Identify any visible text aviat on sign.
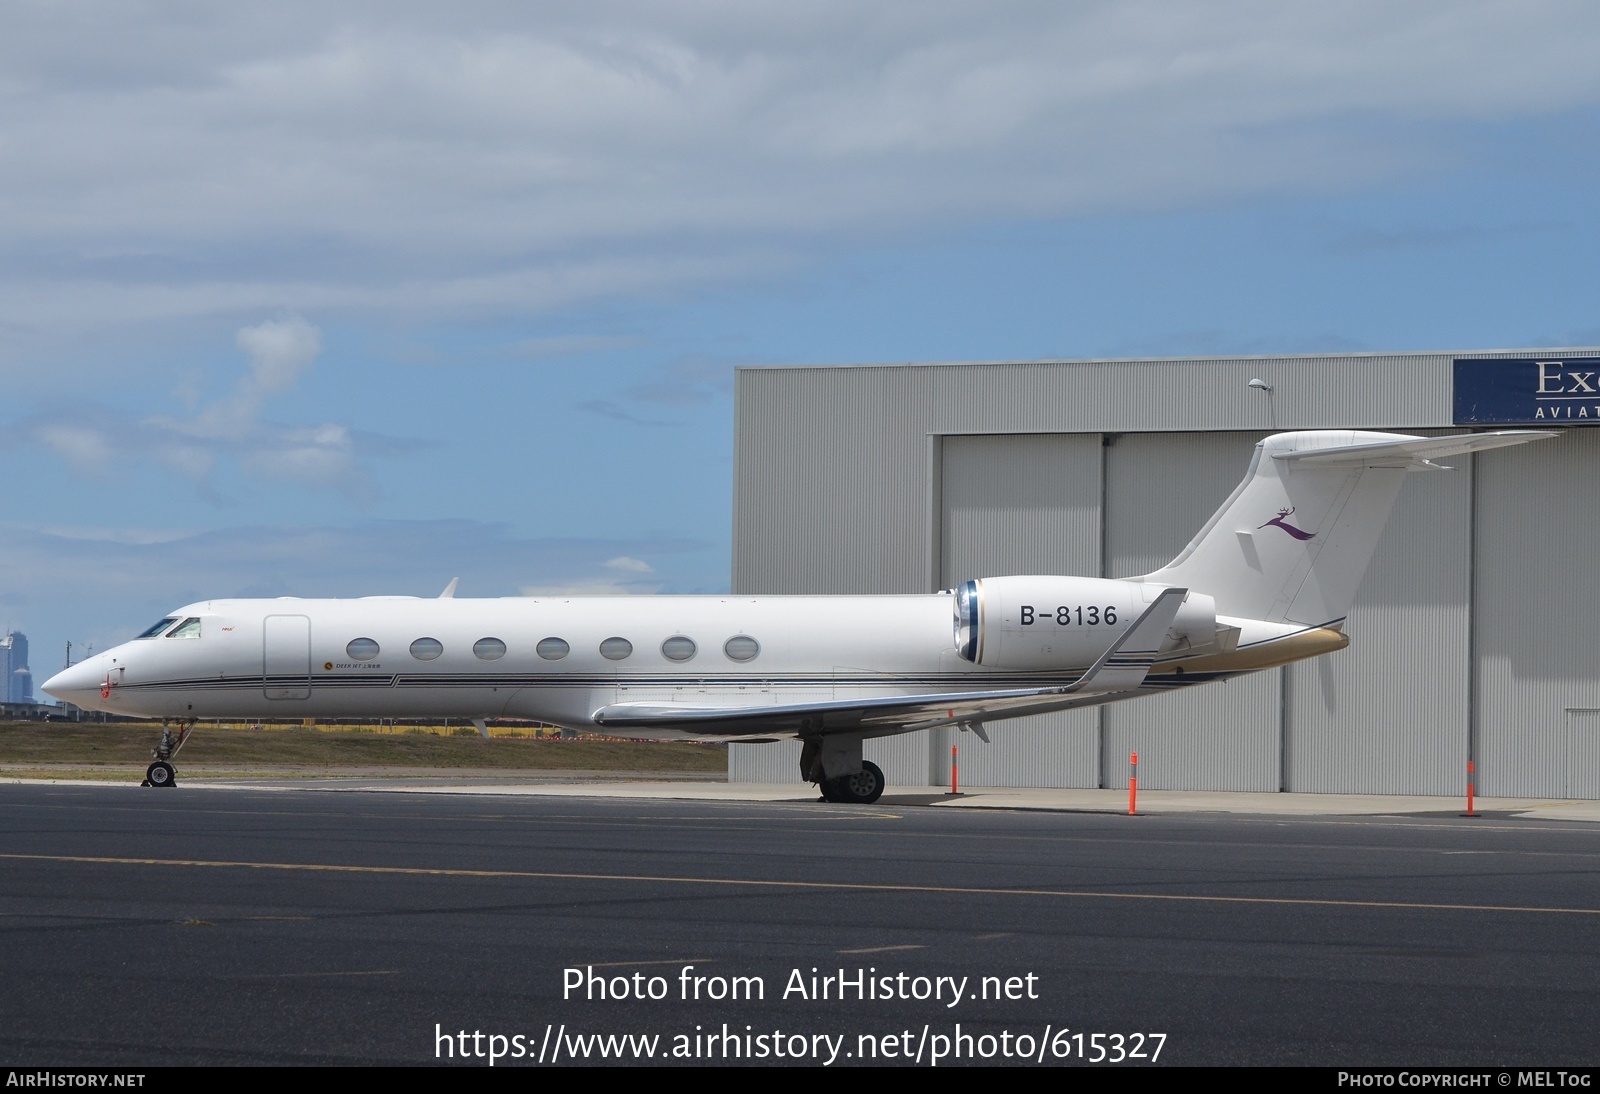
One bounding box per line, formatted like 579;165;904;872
1455;357;1600;424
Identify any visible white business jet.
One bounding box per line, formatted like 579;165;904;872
44;429;1552;799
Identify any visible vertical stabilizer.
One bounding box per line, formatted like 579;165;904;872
1139;429;1552;626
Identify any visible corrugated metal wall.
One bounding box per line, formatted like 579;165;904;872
937;433;1103;787
731;350;1600;796
733;366;932;596
1473;428;1600;796
1101;432;1282;792
1284;431;1473;794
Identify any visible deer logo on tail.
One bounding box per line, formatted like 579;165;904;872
1259;507;1316;541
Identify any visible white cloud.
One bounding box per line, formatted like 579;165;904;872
521;554;665;595
0;520;702;602
0;518;709;654
237;316;322;393
32;424;115;474
1;2;1597;334
21;316;381;497
518;579;665;596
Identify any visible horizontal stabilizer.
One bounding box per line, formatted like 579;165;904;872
1271;430;1556;468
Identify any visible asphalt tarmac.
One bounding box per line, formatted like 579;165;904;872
2;782;1597;1067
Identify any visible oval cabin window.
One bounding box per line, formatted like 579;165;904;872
723;635;760;662
536;637;570;660
410;637;443;661
346;638;380;661
473;637;507;661
661;636;697;662
599;637;633;661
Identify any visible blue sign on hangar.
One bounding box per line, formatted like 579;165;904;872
1455;357;1600;425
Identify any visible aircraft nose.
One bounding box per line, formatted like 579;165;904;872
42;660;107;709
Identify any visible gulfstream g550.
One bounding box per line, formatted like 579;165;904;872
43;429;1553;799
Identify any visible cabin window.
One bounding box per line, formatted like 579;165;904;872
410;637;443;661
724;635;760;662
166;617;202;639
661;636;696;662
346;638;380;661
599;637;633;661
474;637;507;661
536;637;570;660
136;618;179;639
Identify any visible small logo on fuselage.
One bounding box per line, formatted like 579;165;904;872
1259;507;1316;540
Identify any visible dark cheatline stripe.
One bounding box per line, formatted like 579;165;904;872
117;662;1248;698
124;670;1120;692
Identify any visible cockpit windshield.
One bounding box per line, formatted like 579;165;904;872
136;617;179;639
167;617;202;639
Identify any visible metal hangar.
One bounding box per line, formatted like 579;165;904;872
728;349;1600;798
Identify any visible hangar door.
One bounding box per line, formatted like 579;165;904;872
1100;432;1280;792
1567;711;1600;799
936;433;1102;788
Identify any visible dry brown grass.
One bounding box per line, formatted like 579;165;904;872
0;722;726;773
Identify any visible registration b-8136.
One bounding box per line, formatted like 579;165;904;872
1018;605;1119;626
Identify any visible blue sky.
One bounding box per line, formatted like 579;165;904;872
4;1;1600;678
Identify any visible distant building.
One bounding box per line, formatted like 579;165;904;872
0;631;31;704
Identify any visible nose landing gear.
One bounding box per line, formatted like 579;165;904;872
142;721;194;787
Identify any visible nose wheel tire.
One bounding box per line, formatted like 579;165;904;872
145;761;176;787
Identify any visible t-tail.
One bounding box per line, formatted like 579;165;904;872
1141;429;1555;628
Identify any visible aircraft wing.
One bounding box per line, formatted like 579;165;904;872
592;587;1187;738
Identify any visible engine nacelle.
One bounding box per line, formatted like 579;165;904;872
953;576;1217;670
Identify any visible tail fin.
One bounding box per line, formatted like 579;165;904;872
1140;429;1554;626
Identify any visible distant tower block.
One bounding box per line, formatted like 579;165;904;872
0;631;31;703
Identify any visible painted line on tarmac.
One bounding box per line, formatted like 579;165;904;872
579;958;714;969
236;970;399;979
5;851;1600;918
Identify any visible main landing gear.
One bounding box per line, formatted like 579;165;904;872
800;734;887;804
142;721;195;787
819;760;886;804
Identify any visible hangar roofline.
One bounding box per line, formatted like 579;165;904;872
735;345;1600;372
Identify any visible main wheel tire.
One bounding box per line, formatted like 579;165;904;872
146;761;176;787
833;760;885;805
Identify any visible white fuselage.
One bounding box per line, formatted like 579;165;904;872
44;592;1023;731
41;581;1332;737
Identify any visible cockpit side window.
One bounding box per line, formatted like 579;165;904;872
136;617;179;639
167;617;202;639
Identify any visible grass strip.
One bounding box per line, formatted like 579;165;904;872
0;723;727;773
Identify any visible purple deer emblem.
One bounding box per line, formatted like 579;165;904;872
1259;507;1316;541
